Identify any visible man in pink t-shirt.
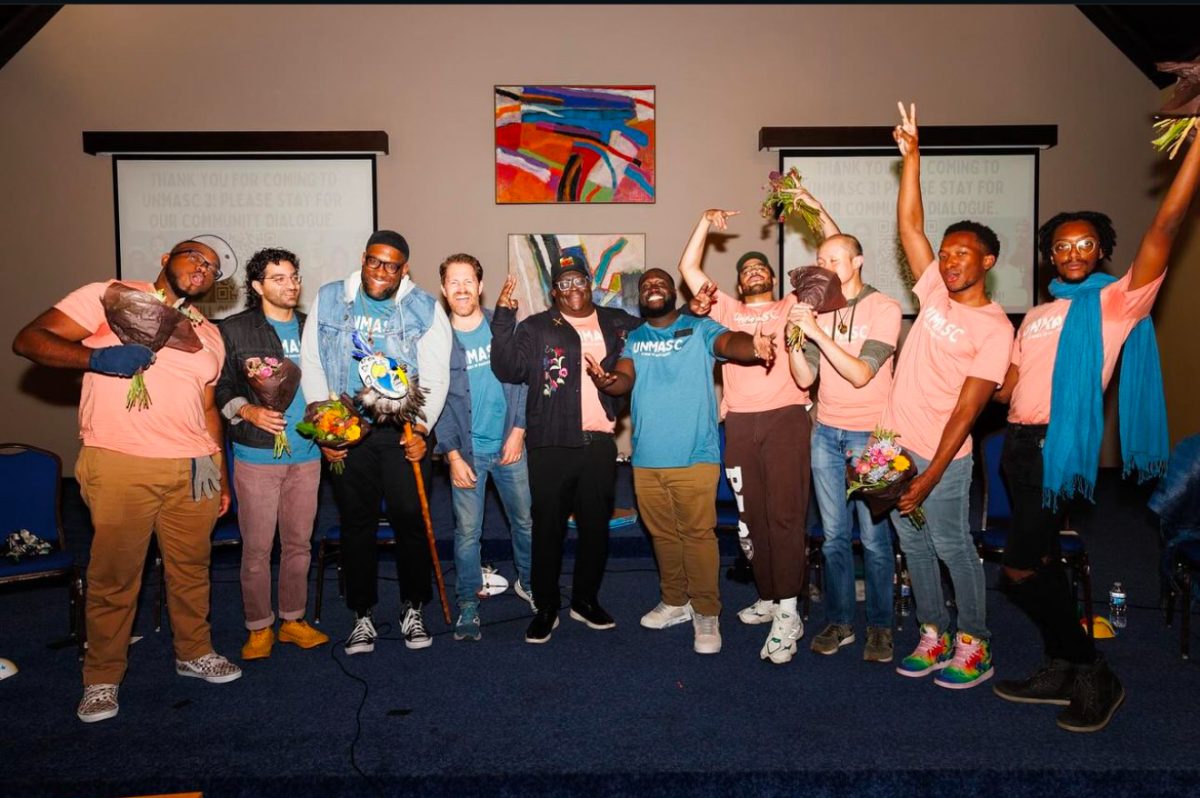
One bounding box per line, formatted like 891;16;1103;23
13;236;242;724
883;103;1014;691
786;214;903;665
990;130;1200;733
680;208;812;665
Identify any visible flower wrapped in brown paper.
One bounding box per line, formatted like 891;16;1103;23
102;282;204;410
1152;58;1200;159
784;265;847;351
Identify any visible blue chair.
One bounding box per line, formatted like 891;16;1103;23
1153;433;1200;659
0;443;84;656
976;429;1095;638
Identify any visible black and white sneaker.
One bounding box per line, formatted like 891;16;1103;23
401;602;433;650
345;614;377;656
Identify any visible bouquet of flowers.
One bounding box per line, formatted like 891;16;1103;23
101;282;203;411
784;265;848;351
295;394;369;475
846;427;926;528
1151;58;1200;160
761;167;823;235
243;356;302;458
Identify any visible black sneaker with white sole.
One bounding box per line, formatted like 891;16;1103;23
345;614;377;656
526;608;560;643
401;602;433;650
569;600;616;630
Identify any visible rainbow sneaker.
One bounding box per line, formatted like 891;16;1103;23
896;624;953;678
934;632;994;690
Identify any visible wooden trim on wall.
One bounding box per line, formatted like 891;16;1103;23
82;131;389;155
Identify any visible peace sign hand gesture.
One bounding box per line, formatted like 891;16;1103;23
893;101;919;157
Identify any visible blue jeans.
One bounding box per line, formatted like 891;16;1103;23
890;452;988;639
451;450;533;608
811;423;895;629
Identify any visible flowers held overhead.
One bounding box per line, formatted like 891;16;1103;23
101;282;204;411
1151;58;1200;160
243;356;302;458
761;167;823;235
295;395;369;476
846;428;927;528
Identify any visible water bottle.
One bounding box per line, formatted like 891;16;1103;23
1108;582;1127;630
899;571;912;617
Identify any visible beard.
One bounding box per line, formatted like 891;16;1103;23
639;294;676;319
165;268;208;300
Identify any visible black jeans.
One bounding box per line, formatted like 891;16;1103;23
527;435;618;612
330;427;433;614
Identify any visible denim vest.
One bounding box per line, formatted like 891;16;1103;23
314;276;438;397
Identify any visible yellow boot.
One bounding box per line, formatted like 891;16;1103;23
278;619;330;649
241;627;275;660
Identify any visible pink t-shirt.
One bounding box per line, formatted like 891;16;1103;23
1008;269;1164;425
564;311;615;434
880;265;1014;461
814;290;902;432
55;280;224;459
710;290;810;415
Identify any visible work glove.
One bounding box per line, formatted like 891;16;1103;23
191;455;221;503
88;344;155;377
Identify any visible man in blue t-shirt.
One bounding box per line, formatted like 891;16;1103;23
585;269;774;655
217;248;328;660
434;254;532;642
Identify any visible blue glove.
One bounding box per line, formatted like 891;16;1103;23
88;344;155;377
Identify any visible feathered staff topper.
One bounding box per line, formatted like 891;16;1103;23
349;330;428;426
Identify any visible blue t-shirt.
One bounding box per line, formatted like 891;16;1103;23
347;290;395;397
625;314;728;468
234;316;320;464
455;319;507;456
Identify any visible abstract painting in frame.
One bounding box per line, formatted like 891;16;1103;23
495;85;656;204
507;234;646;320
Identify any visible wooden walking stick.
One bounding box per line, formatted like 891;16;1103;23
405;422;452;624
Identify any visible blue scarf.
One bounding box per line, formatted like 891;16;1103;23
1042;272;1168;508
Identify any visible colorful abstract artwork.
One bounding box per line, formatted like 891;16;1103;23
495;85;656;204
507;234;646;320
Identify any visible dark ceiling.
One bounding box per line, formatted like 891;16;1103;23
0;5;1198;85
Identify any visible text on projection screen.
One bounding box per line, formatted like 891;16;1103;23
782;153;1035;314
116;158;375;319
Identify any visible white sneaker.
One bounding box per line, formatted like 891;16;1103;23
737;598;777;625
640;601;694;630
760;610;804;664
77;683;119;723
175;652;243;683
693;614;722;654
513;578;537;613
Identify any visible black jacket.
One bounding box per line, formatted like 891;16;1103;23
490;304;643;450
216;307;308;450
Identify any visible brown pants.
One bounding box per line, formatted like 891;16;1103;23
76;447;220;685
633;463;721;617
723;405;811;600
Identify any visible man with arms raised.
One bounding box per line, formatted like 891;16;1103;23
679;210;813;665
884;103;1014;689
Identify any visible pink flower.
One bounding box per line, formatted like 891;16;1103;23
856;462;871;475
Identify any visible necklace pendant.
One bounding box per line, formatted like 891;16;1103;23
838;323;848;335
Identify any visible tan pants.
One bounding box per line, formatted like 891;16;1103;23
633;463;721;617
76;447;219;685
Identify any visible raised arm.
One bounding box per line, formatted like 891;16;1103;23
679;209;740;296
489;274;532;385
1129;130;1200;289
894;102;936;279
787;186;841;239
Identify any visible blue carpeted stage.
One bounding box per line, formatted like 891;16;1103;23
2;464;1199;798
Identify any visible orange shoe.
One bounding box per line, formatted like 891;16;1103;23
241;627;275;660
278;619;330;649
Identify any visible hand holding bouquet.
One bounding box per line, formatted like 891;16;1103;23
295;394;369;475
1151;58;1200;159
846;428;926;528
761;167;823;235
243;356;302;458
102;282;204;411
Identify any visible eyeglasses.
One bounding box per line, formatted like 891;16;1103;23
263;274;303;287
365;255;405;275
172;249;223;280
554;276;590;291
1052;238;1099;257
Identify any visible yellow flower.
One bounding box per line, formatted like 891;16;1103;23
893;455;911;472
346;425;361;442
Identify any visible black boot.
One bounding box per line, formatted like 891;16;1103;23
993;658;1075;705
1056;654;1125;733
